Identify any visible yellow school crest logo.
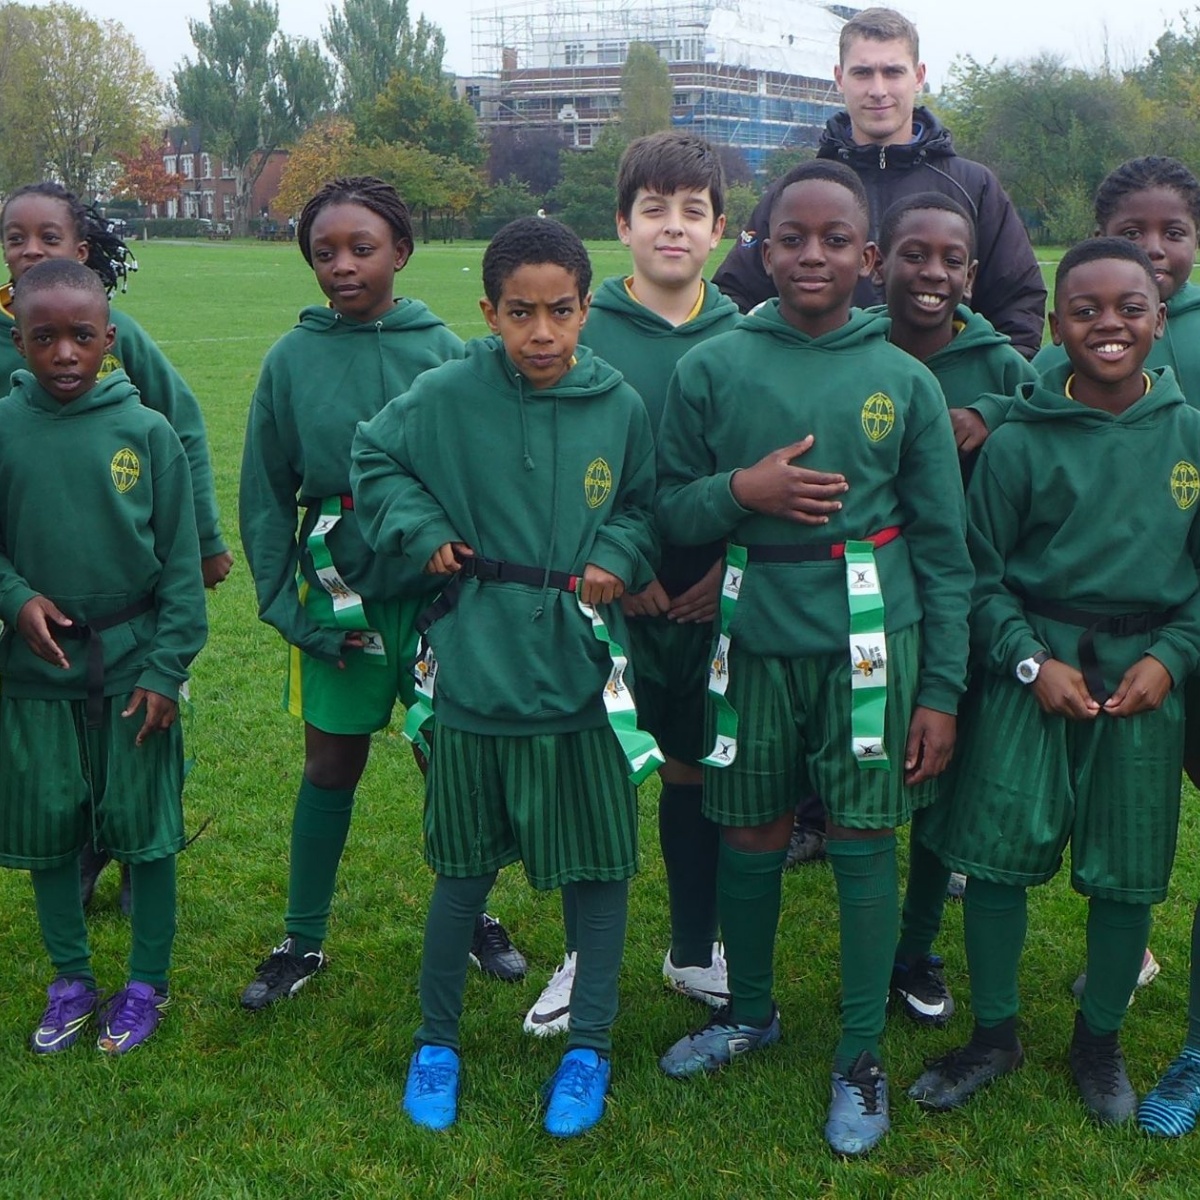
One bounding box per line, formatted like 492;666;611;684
584;457;612;508
111;447;140;493
1171;461;1200;510
861;393;895;443
98;352;121;380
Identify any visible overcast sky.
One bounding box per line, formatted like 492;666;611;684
73;0;1176;90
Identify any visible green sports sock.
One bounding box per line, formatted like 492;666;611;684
561;883;578;957
30;858;94;985
128;855;177;991
828;834;898;1071
1080;897;1151;1036
963;877;1027;1028
284;778;356;954
415;871;496;1051
717;839;786;1026
565;879;629;1055
659;782;718;967
895;824;951;963
1187;903;1200;1053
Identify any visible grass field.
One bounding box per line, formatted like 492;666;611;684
2;237;1200;1198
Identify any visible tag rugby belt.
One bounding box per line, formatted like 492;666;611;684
1020;595;1173;705
58;594;156;728
415;556;580;635
743;525;902;563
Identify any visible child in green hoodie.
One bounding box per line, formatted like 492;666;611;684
238;177;526;1011
352;217;658;1137
654;160;972;1156
871;192;1035;1031
909;238;1200;1127
0;259;206;1055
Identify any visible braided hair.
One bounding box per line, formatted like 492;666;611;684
1094;157;1200;230
296;176;415;266
1;181;137;295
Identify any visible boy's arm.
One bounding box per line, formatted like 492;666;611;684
138;430;208;699
239;375;343;664
114;314;228;565
350;395;462;573
1138;515;1200;689
895;391;974;713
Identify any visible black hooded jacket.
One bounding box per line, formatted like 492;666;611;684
712;107;1047;359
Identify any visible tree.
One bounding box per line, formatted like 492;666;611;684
353;140;483;241
275;117;357;216
723;183;760;237
764;145;816;183
475;176;541;239
358;73;483;166
324;0;445;116
619;43;673;139
486;126;567;194
549;128;626;239
173;0;335;235
0;3;161;197
1129;13;1200;169
114;138;183;214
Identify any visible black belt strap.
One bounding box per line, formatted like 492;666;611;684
1021;595;1172;704
58;595;156;728
414;557;579;636
745;525;903;564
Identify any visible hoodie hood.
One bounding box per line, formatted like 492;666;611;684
741;300;888;351
9;366;141;416
296;295;450;335
463;334;626;402
819;105;956;170
587;276;740;339
1003;362;1185;426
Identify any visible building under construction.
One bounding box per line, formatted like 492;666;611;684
467;0;855;172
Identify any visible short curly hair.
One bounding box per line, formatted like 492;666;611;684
481;217;592;305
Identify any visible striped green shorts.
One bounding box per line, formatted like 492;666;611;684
425;724;638;889
937;671;1183;903
703;623;934;829
0;693;185;869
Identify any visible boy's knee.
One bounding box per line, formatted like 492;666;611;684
302;728;370;791
721;811;793;853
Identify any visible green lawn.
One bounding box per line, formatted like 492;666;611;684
1;238;1199;1197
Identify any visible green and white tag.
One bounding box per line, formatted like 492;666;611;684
700;544;747;769
577;596;664;785
845;540;889;770
306;496;383;662
402;642;438;755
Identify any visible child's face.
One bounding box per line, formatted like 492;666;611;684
616;187;725;293
308;202;411;323
2;194;88;284
878;208;977;336
764;180;873;336
1049;258;1165;391
11;286;115;403
1099;186;1198;303
480;263;589;390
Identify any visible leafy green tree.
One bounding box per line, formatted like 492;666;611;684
323;0;445;117
173;0;334;235
486;126;566;194
549;128;626;239
619;43;672;139
723;183;760;237
764;145;816;184
475;176;541;239
1129;12;1200;169
359;73;483;166
353;139;482;241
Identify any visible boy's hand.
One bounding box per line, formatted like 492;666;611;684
1104;656;1173;718
949;409;989;454
580;564;624;606
16;596;72;669
202;551;234;588
425;542;474;575
621;577;671;618
730;435;848;524
1031;659;1101;719
667;558;723;624
337;630;366;670
904;707;956;785
122;688;179;746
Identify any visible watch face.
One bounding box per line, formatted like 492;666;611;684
1016;660;1037;683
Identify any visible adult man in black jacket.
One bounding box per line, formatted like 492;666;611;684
713;7;1046;359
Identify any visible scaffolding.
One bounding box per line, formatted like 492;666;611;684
468;0;850;171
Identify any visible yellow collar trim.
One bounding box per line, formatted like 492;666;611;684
1064;371;1152;400
623;276;706;323
0;281;13;319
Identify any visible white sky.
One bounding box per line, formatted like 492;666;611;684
71;0;1175;90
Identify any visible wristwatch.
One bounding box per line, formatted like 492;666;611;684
1015;650;1050;684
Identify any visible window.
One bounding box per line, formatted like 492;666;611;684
564;41;584;65
180;154;194;179
222;193;234;218
200;153;212;179
597;41;625;64
221;159;235;179
203;190;215;217
163;155;177;174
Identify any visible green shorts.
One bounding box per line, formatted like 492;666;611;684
425;724;638;889
284;584;422;735
626;615;710;765
0;693;185;869
937;671;1183;903
703;623;933;829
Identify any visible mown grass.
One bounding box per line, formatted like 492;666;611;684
1;238;1199;1197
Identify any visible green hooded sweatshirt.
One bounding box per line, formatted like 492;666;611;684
352;337;658;736
1024;281;1200;418
968;363;1200;690
240;299;463;664
581;275;741;596
0;369;206;700
1;300;227;556
656;301;972;714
